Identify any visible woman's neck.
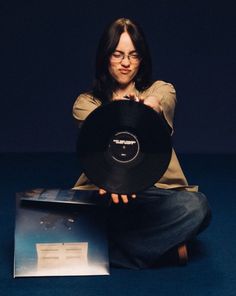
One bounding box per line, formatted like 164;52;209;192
113;82;135;99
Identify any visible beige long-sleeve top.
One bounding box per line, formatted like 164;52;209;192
72;80;198;192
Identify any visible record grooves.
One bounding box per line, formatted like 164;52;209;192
77;100;172;194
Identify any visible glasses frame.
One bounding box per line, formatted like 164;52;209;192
110;51;141;64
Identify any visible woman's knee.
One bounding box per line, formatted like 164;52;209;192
175;191;212;232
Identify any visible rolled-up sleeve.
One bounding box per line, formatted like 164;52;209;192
72;94;101;121
145;81;177;133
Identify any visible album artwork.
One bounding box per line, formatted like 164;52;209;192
14;189;109;277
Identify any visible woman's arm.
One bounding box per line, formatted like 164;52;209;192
139;81;177;134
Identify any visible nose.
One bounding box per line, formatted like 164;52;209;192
121;55;130;67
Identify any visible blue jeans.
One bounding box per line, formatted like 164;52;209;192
108;187;211;269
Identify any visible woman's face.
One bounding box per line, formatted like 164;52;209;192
108;32;141;88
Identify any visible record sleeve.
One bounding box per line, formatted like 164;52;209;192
14;189;109;277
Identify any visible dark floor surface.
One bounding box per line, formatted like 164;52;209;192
0;153;235;296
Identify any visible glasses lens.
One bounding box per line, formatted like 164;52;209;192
111;53;123;62
111;52;140;63
129;53;140;62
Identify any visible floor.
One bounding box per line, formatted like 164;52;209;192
0;153;235;296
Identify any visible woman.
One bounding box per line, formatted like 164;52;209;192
73;18;211;269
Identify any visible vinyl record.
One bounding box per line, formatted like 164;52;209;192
77;100;172;194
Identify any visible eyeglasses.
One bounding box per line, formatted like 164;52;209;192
110;52;141;63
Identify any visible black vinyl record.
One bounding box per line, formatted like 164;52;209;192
77;100;172;194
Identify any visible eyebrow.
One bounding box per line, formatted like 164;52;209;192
114;50;138;54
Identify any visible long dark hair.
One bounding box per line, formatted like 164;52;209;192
92;18;152;103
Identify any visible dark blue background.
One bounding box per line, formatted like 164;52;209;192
1;0;235;153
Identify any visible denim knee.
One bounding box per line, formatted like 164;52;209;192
175;190;212;235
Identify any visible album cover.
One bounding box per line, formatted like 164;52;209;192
14;189;109;277
18;188;108;206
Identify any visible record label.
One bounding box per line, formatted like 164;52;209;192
107;131;140;163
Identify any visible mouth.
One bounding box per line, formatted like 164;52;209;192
119;69;131;74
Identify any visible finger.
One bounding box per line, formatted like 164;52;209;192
129;93;139;102
120;194;129;203
99;188;107;195
111;193;119;204
128;93;135;99
138;96;145;103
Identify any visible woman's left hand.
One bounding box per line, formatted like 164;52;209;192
128;94;163;113
140;95;163;113
114;93;162;113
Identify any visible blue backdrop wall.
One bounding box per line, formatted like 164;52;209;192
1;0;235;153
